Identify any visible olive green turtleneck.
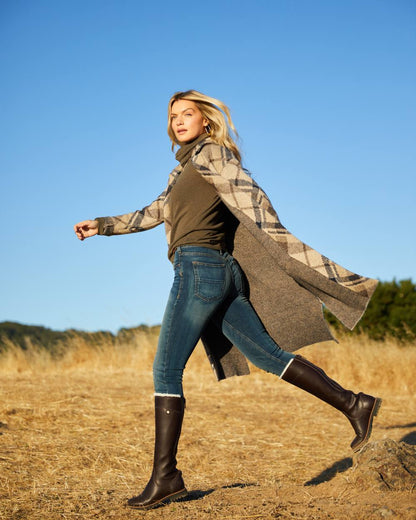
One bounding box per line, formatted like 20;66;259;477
168;134;234;261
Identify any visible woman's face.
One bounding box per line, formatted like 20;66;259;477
170;99;208;143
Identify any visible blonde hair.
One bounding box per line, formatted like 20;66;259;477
167;90;241;162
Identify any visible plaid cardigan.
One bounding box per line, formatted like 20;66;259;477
97;139;378;380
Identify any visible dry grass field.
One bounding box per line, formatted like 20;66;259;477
1;331;415;519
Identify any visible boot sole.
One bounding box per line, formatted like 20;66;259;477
126;488;188;510
351;397;382;452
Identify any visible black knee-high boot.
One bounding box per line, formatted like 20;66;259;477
127;395;187;510
281;356;382;452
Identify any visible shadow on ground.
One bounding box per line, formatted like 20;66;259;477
304;457;353;486
126;482;259;510
381;421;416;430
179;482;258;503
379;421;416;445
400;431;416;445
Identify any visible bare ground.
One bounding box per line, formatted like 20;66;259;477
1;339;415;519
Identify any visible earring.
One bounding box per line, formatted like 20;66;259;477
204;124;211;134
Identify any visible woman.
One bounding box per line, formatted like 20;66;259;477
74;90;381;510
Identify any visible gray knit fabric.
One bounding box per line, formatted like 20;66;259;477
96;138;378;381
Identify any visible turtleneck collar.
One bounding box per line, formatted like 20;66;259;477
175;133;209;166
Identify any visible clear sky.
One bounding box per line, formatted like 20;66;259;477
1;0;415;333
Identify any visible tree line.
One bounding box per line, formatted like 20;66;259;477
325;279;415;341
0;322;160;355
1;279;415;353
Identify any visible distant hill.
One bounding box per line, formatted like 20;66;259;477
0;321;160;354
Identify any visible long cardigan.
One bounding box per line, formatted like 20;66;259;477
96;138;378;380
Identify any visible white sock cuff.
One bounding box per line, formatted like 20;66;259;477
154;392;182;398
279;357;295;379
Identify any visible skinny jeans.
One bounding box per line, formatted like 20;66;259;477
153;246;295;396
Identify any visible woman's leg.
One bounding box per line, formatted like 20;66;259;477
153;247;232;397
127;395;187;510
215;253;381;452
212;253;295;377
280;356;381;451
128;247;231;510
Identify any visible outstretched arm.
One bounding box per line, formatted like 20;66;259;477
74;189;167;240
73;164;183;239
94;192;165;236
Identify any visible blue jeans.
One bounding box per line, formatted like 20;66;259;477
153;246;295;396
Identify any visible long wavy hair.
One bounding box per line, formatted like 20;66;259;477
167;90;241;162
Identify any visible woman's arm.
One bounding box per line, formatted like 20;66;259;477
74;189;166;240
95;190;166;236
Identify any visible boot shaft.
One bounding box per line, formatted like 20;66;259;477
282;355;381;451
153;395;186;479
282;355;355;411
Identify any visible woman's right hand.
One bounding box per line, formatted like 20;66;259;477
74;219;99;241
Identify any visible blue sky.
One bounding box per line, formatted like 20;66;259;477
1;0;415;333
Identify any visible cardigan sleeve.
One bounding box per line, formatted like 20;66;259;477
95;189;166;236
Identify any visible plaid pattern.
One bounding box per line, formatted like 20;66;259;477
97;139;378;379
96;164;182;237
98;138;377;303
192;142;377;298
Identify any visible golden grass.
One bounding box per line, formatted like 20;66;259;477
0;328;160;375
1;332;415;519
1;331;415;395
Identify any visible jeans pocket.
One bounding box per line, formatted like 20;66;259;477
192;261;226;302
